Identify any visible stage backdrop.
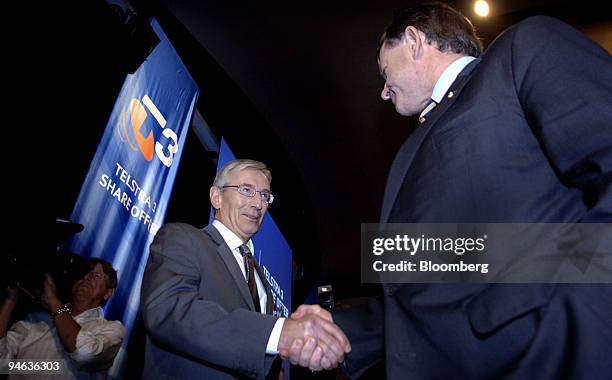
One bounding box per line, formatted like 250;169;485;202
65;17;199;379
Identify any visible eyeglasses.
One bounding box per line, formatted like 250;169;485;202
222;185;274;204
89;272;104;280
85;271;106;281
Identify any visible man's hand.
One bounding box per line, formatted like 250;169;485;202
5;285;19;302
40;273;62;313
278;304;351;371
1;286;20;337
290;304;333;322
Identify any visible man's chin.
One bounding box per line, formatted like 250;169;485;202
395;105;413;117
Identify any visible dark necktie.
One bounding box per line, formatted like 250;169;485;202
238;244;261;313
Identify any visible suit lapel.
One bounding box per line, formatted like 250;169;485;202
202;225;256;311
380;58;480;223
380;119;434;223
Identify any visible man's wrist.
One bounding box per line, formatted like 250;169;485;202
50;303;72;319
277;318;299;352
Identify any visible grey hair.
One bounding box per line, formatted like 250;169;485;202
212;159;272;188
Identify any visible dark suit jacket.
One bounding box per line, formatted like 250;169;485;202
141;223;280;379
334;16;612;379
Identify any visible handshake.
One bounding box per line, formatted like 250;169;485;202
278;304;351;371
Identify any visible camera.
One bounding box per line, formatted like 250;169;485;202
0;219;90;309
317;284;335;311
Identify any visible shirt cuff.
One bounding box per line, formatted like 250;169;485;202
265;317;285;355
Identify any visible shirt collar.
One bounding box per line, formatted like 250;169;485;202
212;219;254;252
430;55;476;104
73;306;104;322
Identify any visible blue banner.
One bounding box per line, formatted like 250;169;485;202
65;17;199;379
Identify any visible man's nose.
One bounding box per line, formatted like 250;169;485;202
249;193;264;209
381;84;391;100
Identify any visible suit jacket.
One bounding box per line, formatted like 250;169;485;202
141;223;280;380
334;16;612;379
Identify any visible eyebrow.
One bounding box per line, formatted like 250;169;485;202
241;183;271;192
380;65;387;80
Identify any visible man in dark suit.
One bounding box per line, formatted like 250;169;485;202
141;159;351;379
288;2;612;379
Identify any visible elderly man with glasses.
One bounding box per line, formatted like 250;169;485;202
0;258;125;379
141;159;350;380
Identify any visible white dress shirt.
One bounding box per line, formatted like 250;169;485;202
0;307;125;380
419;55;476;121
212;220;285;355
431;55;476;103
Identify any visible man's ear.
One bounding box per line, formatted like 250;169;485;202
403;26;425;60
210;186;222;210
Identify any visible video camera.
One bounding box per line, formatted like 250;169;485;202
1;219;91;310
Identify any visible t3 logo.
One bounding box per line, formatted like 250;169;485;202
116;94;179;167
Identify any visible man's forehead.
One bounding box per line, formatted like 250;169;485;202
229;168;270;185
381;39;403;54
378;42;396;62
378;45;393;75
90;263;106;275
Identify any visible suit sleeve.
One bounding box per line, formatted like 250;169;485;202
512;16;612;221
140;223;278;380
332;296;385;379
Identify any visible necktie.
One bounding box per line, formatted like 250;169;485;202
418;99;438;124
238;244;261;313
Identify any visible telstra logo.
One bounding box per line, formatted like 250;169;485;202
116;94;179;168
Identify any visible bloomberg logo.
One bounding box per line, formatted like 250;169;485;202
116;94;179;167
